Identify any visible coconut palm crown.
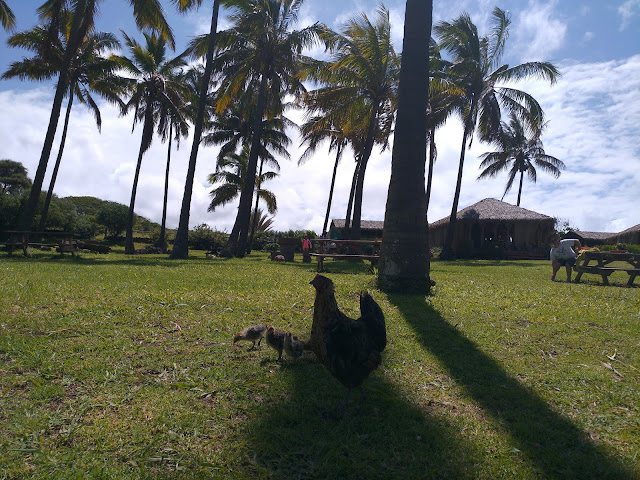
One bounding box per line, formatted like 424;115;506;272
478;113;565;206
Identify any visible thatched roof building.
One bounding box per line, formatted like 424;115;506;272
608;223;640;245
429;198;555;259
564;230;616;246
564;224;639;246
329;219;384;240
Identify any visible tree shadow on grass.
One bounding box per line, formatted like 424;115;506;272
243;356;482;479
388;293;638;480
0;252;228;267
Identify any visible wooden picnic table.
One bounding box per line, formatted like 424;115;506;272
3;230;79;257
310;238;382;272
573;250;640;286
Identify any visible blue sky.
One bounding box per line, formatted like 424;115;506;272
0;0;639;234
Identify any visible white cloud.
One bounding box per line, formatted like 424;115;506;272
618;0;640;31
514;0;567;62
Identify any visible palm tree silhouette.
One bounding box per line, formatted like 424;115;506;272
17;0;174;232
478;113;565;206
434;7;560;259
4;20;126;231
298;118;349;237
207;144;278;217
155;67;192;252
0;0;15;31
114;31;188;254
302;5;399;239
213;0;321;257
171;0;225;259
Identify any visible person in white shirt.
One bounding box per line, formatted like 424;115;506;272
549;234;582;282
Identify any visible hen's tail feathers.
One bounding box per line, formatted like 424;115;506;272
360;292;387;352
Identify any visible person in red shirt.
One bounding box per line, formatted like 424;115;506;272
302;236;312;252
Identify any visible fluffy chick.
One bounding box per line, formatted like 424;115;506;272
233;324;266;350
284;331;304;359
265;325;286;360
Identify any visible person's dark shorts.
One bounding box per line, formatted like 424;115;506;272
556;257;576;266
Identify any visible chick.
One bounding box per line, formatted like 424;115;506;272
265;325;286;360
233;324;266;350
284;331;304;359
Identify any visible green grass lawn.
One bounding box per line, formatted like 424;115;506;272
1;250;638;479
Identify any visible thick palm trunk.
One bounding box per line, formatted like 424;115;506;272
378;0;432;292
516;169;524;206
321;145;342;236
171;0;220;259
125;106;154;254
39;86;75;232
18;0;92;230
351;103;380;240
247;159;264;254
159;124;173;252
425;128;436;214
228;74;268;257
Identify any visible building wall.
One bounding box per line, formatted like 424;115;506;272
429;219;555;258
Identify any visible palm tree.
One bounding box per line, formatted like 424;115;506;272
171;0;226;259
207;144;278;216
425;38;460;214
248;208;274;233
113;31;188;254
434;7;560;259
203;95;292;253
213;0;321;257
478;113;564;206
17;0;174;232
302;5;399;239
0;0;15;31
4;21;126;232
155;69;192;252
378;0;432;292
298;117;349;237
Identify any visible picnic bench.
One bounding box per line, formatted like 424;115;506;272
573;250;640;286
310;238;381;272
2;230;79;257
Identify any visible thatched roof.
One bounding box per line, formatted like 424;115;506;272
331;219;384;231
609;223;640;244
429;198;553;228
569;230;616;241
615;223;640;236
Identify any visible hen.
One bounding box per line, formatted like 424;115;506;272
233;324;266;349
309;274;386;408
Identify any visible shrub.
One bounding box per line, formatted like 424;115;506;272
599;243;640;254
264;243;280;253
188;224;228;251
150;228;168;251
74;217;99;239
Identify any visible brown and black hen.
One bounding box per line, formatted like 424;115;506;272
309;274;386;408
